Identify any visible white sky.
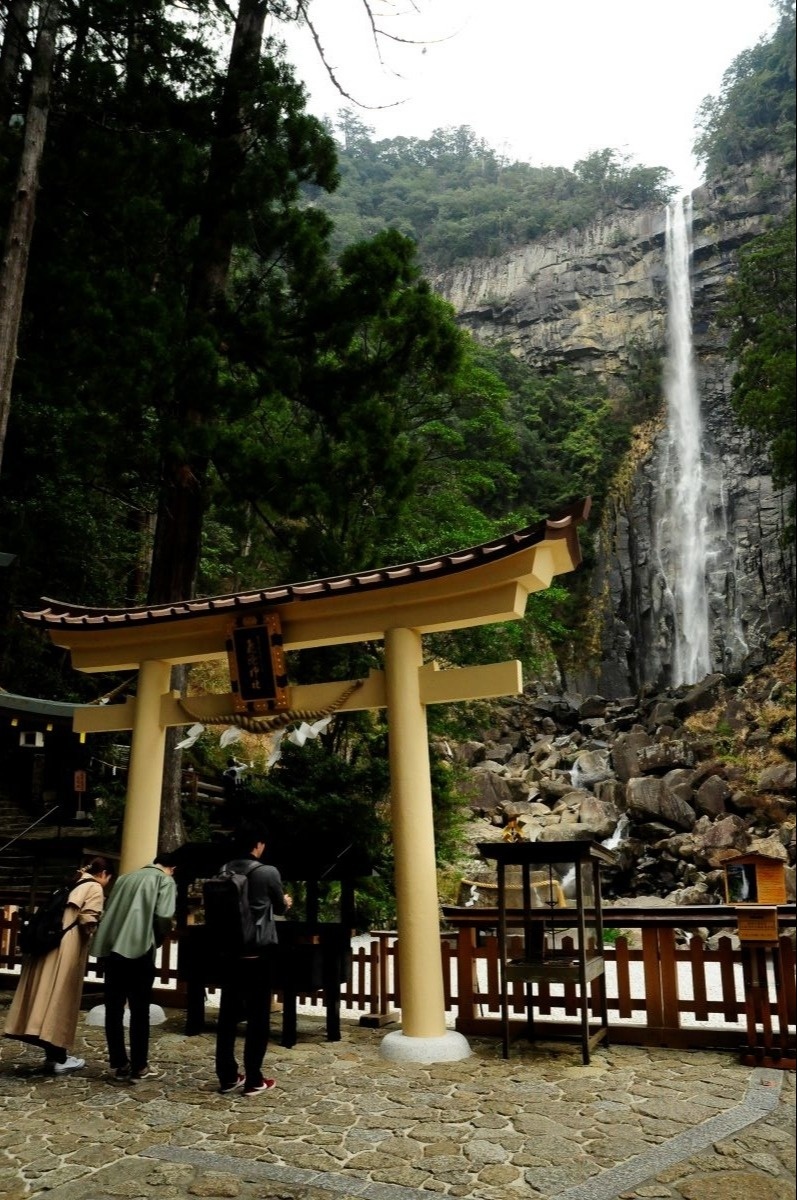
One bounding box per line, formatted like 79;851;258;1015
276;0;780;194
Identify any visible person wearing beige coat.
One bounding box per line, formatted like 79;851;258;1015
4;857;112;1072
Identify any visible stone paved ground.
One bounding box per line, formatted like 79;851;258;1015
0;997;794;1200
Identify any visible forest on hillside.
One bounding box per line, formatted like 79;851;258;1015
0;1;793;900
308;127;676;270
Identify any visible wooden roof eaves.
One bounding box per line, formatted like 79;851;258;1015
21;500;590;634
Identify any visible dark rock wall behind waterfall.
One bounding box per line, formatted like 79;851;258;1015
434;155;796;697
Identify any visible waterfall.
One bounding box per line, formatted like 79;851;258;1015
602;812;630;851
560;814;631;898
654;196;713;686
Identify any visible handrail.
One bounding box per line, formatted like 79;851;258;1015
441;904;797;928
0;806;60;855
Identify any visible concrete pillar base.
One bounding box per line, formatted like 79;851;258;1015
379;1029;471;1063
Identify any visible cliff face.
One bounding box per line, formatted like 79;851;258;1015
434;156;796;697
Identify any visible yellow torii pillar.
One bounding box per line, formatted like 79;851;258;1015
22;505;588;1063
119;658;172;872
383;626;449;1051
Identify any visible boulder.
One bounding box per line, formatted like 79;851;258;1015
571;749;613;789
692;817;750;867
612;740;643;783
531;694;582;726
661;768;696;806
673;674;725;718
666;884;717;906
647;699;677;729
538;776;576;802
722;696;750;730
501;799;542;821
756;762;796;794
729;791;796;821
692;759;728;787
626;775;695;830
536;825;602;843
746;833;789;862
504;776;534;804
506;751;530;772
579;717;609;736
552;788;593;809
484;741;515;764
626;775;664;820
700;814;748;848
467;768;517;815
594;778;627;808
659;789;697;831
695;775;730;817
637;740;696;775
452;740;486;767
577;796;620;839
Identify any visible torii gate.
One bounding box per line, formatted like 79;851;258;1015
21;501;589;1063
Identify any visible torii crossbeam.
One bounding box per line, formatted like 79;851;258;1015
21;501;589;1063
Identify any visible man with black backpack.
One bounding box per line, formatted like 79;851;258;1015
205;823;291;1097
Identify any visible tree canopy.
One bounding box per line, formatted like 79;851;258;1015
724;206;796;512
310;119;676;270
694;0;796;177
0;1;791;881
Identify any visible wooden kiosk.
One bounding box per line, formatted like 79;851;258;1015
722;852;795;1069
478;840;615;1063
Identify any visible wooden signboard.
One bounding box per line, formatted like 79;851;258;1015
753;859;788;905
226;613;290;714
735;906;780;944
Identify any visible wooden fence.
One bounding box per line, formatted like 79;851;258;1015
1;904;795;1063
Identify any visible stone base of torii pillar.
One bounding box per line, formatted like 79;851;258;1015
379;1029;471;1063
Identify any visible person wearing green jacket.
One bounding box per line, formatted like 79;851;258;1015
91;849;180;1081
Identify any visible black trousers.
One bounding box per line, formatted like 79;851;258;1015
102;950;156;1073
215;953;272;1089
7;1033;66;1063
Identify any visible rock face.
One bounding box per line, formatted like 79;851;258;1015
448;644;796;906
434;155;796;696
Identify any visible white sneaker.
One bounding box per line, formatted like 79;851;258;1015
53;1056;85;1073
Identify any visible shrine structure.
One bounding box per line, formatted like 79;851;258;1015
21;500;589;1062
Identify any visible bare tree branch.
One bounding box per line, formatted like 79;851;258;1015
288;0;453;111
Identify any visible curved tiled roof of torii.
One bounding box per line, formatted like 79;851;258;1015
21;500;590;632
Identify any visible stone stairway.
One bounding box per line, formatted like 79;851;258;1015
0;795;74;906
0;796;36;905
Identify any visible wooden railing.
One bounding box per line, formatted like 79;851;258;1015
440;905;796;1065
2;904;795;1061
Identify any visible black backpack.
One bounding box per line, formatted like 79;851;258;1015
18;879;92;957
202;860;260;954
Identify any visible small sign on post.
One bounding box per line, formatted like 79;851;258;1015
74;769;87;822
